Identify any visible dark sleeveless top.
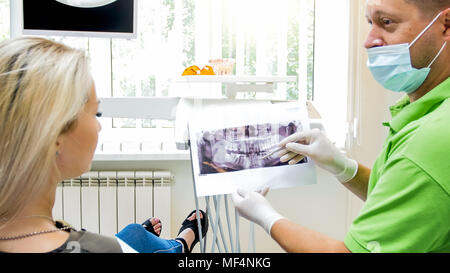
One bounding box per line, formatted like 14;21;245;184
0;221;123;253
49;229;123;253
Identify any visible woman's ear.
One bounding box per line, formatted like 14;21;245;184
55;137;63;156
55;140;60;156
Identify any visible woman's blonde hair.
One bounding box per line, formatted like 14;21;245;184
0;37;92;228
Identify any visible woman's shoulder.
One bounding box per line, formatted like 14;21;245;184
51;223;123;253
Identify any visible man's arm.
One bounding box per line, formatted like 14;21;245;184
270;219;350;253
342;163;371;201
268;164;370;252
232;189;352;253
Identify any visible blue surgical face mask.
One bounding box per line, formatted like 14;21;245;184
367;12;447;94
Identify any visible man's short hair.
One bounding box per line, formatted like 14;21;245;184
405;0;450;18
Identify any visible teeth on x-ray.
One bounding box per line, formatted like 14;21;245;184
197;121;308;175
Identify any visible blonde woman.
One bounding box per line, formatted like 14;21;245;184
0;37;207;253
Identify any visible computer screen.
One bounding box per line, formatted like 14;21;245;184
22;0;137;38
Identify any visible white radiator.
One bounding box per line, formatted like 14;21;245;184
52;171;173;238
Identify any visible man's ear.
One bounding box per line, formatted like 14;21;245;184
443;8;450;40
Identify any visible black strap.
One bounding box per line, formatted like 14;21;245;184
175;237;190;253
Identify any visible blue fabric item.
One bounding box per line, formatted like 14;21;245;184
367;43;431;93
116;224;183;253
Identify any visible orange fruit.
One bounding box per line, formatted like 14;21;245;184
182;65;201;76
200;65;216;75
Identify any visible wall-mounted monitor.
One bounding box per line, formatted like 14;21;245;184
20;0;137;39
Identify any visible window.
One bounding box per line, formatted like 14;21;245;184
5;0;322;154
0;0;9;41
44;0;314;100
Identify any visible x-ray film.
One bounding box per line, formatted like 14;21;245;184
189;101;317;197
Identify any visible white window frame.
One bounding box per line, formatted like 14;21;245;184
311;0;350;148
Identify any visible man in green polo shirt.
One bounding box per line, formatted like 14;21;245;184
232;0;450;253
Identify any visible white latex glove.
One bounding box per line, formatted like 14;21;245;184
232;188;284;235
278;128;358;183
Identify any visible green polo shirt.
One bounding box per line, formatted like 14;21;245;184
344;77;450;253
